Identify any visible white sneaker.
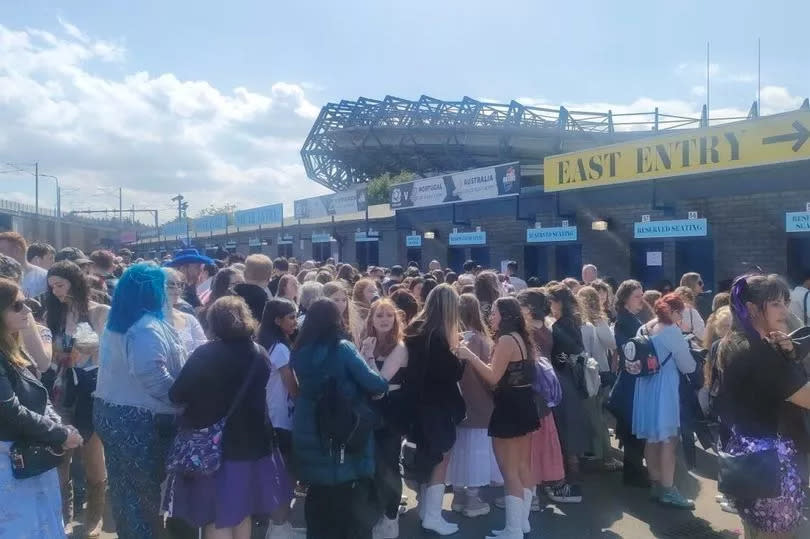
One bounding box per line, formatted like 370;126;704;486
265;521;306;539
463;496;491;518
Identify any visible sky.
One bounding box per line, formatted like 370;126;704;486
0;0;807;224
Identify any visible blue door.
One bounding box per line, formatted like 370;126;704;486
787;237;810;286
631;241;666;290
356;241;379;270
524;245;549;282
675;239;715;293
554;245;582;281
406;248;422;269
470;247;490;270
448;248;466;273
278;244;292;258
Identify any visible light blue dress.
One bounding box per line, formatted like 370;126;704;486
632;324;696;443
0;441;65;538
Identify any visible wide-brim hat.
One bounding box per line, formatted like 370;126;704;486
163;248;214;268
55;247;91;266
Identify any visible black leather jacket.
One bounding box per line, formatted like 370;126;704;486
0;355;68;445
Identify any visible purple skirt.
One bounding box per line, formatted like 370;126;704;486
724;432;806;533
164;450;293;529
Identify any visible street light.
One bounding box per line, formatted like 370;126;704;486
38;174;62;247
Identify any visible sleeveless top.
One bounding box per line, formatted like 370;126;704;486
53;309;101;371
375;359;405;386
496;334;534;390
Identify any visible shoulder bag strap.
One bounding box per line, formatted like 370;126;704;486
224;352;261;421
508;333;526;361
803;290;809;326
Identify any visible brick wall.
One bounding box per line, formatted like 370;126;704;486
136;188;810;287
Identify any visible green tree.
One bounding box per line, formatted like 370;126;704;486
197;203;237;217
366;171;413;205
197;202;237;225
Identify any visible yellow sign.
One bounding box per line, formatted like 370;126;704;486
544;109;810;191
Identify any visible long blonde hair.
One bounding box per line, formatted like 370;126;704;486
703;306;732;349
352;278;378;307
407;283;459;347
323;280;363;344
458;293;489;337
0;278;27;368
577;286;606;324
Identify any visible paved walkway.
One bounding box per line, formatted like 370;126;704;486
82;444;808;538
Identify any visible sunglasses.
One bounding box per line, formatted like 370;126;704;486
697;281;704;286
10;300;26;313
166;281;184;289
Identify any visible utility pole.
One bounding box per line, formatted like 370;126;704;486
119;187;123;224
34;162;38;216
172;194;185;222
171;194;190;244
34;162;39;240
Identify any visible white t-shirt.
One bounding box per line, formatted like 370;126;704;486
266;342;293;431
509;276;528;292
177;312;207;355
22;264;48;298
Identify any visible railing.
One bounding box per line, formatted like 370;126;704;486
0;199;56;217
0;198;145;227
301;94;772;190
306;95;755;136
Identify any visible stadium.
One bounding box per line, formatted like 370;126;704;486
142;94;810;292
299;95;694;191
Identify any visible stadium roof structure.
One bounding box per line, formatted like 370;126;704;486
300;95;737;191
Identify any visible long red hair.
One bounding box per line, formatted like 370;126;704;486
363;298;403;358
654;293;685;325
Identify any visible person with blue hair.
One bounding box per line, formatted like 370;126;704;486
93;263;188;539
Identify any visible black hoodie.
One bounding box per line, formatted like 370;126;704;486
234;283;269;321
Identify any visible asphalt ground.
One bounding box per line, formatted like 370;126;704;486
79;440;810;538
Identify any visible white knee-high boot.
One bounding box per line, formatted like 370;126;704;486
421;484;459;536
522;487;533;534
486;495;523;539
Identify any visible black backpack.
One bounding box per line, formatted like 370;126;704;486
619;331;672;377
314;357;374;463
682;334;707;390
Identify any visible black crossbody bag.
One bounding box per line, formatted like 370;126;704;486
10;442;65;479
7;361;66;479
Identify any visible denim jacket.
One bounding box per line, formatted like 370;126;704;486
95;315;186;414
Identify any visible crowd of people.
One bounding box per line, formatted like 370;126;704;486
1;229;810;538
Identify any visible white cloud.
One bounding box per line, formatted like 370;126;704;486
675;61;755;84
760;85;804;113
0;22;329;222
57;17;89;43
